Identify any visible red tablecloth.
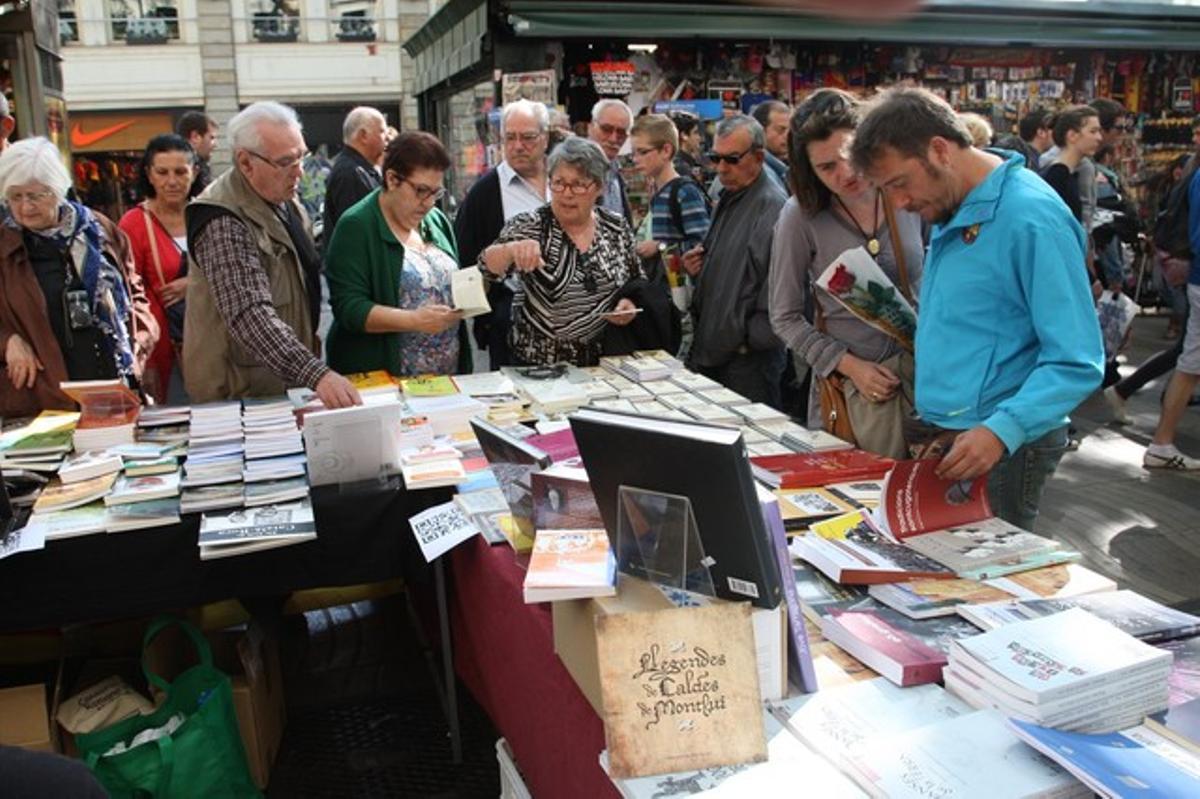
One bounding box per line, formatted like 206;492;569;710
451;536;619;798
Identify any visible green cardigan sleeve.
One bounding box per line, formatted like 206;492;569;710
325;207;379;334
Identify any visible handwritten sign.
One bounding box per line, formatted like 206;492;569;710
409;501;479;562
596;603;766;778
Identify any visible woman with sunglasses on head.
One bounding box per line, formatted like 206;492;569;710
325;131;469;377
0;137;158;415
479;135;643;366
118;134;196;403
767;88;924;458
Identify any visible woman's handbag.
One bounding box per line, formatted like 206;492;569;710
143;207;187;344
75;617;261;799
814;195;915;456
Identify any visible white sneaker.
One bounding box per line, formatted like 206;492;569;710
1104;386;1130;425
1143;447;1200;470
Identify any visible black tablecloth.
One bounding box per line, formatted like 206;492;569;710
0;480;451;633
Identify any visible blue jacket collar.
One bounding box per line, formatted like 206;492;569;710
932;150;1025;240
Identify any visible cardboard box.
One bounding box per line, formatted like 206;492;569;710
144;624;286;790
552;575;786;715
0;683;53;752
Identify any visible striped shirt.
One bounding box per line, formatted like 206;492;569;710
649;177;710;251
485;205;642;366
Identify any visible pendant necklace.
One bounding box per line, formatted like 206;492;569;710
834;190;881;256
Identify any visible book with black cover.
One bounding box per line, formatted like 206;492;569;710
569;407;782;609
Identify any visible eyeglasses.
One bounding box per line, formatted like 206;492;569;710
247;149;308;170
5;189;56;206
596;123;629;139
632;146;661;158
549;178;596;195
706;147;756;165
504;132;543;144
402;178;446;202
1113;123;1135;132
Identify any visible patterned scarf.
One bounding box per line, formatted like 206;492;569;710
4;201;136;378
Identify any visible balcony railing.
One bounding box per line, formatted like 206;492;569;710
57;15;398;46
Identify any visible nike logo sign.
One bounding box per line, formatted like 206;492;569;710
71;121;136;148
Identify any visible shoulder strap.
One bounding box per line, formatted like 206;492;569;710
667;177;686;240
142;205;169;289
881;193;913;304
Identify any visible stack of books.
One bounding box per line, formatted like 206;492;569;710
198;498;316;559
944;607;1174;733
61;380;141;451
601;354;672;383
242;453;307;484
181;402;244;513
399;442;466;490
668;370;722;393
0;410;77;473
244;475;309;507
405;393;488;435
137;405;190;430
241;398;303;459
104;471;181;507
505;373;588;416
104;497;180;532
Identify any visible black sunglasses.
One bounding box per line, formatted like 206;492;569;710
706;147;756;165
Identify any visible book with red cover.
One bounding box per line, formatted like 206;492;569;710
877;458;991;541
750;449;894;489
819;609;948;687
523;428;579;464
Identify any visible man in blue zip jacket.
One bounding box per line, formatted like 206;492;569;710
851;87;1104;531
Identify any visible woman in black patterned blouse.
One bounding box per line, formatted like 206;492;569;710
478;135;642;366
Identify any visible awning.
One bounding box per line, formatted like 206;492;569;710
504;0;1200;50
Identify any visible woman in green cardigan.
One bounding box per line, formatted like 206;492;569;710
325;131;465;376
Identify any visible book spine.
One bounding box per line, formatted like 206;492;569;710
764;496;819;694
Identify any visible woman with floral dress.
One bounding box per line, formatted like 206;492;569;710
325;131;468;377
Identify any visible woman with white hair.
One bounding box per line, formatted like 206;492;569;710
479;135;642;366
0;137;157;415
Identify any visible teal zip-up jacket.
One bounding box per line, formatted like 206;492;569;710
325;188;470;376
915;151;1103;454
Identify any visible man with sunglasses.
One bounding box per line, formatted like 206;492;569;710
184;101;361;408
588;98;634;223
686;114;788;407
455;99;551;367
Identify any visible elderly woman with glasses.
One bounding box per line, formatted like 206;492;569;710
479;135;642;366
325;131;469;377
0;138;157;416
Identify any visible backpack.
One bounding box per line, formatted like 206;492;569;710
666;176;713;244
1154;174;1193;259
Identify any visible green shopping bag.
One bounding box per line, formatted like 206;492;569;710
75;616;262;798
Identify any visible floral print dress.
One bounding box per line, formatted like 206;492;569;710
396;243;459;376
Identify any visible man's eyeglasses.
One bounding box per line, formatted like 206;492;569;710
549;179;596;195
706;147;756;166
1113;122;1136;132
247;149;308;170
596;123;629;140
402;178;446;202
504;132;543;144
6;189;56;206
632;146;661;158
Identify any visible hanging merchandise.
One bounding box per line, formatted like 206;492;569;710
1172;76;1194;113
590;61;636;96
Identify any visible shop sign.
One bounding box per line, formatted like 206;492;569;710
69;112;175;154
653;100;724;121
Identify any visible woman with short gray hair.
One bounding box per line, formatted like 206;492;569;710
479;135;643;365
0;138;157;414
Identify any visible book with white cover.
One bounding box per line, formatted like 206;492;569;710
950;607;1174;705
451;371;515;397
732;403;788;424
23;501;108;541
198;499;315;547
669;371;722;392
104;471;181;506
601;711;866;798
302;400;404;486
843;709;1090;799
451;267;491;317
768;677;971;770
957;589;1200;643
57;451;124;484
698;387;751;406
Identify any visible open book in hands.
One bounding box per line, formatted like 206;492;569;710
451;269;492;318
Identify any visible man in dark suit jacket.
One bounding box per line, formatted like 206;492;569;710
454;99;550;367
322;106;386;240
588;98;634;224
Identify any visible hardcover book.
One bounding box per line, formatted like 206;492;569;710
750;449;894;490
595;603;766;779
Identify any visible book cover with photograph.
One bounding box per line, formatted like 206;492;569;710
774;487;856;529
794;510;953;584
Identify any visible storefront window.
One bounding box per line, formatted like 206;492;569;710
440;79;498;208
107;0;180;43
58;1;79;44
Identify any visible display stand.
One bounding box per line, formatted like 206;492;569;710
614;485;716;599
0;464;13;540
